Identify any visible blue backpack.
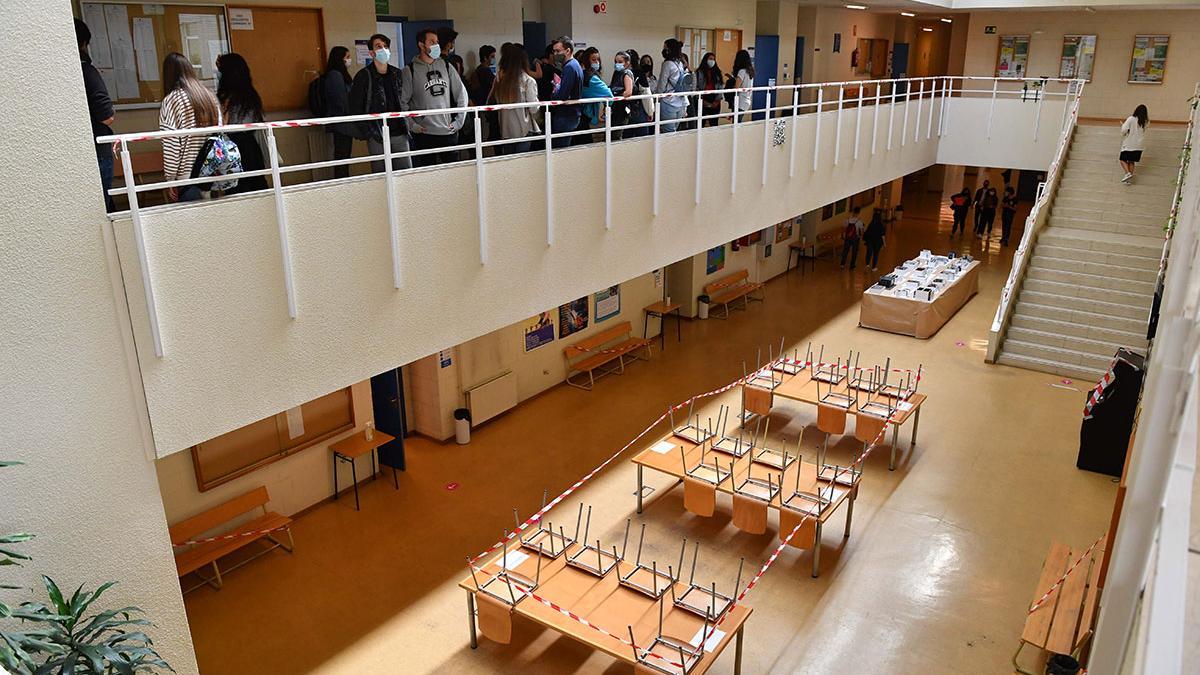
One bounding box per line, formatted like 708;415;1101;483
190;133;243;192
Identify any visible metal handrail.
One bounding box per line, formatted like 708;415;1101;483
1148;82;1199;335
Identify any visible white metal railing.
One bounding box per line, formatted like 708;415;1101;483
96;75;1082;356
1147;83;1198;337
985;79;1086;362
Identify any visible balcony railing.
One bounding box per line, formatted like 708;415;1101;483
97;75;1084;357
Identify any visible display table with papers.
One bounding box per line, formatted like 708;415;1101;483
859;252;980;338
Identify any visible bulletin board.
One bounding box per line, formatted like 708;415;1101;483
1059;35;1097;81
994;34;1030;78
1128;34;1169;84
227;6;326;111
79;2;229;107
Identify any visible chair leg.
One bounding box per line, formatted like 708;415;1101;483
210;561;223;590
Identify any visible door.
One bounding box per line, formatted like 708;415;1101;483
892;43;909;96
751;34;779;122
793;36;804;85
401;19;453;67
523;21;547;55
371;368;408;471
714;28;742;74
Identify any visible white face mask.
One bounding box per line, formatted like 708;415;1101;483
706;58;716;68
373;47;390;65
344;58;351;68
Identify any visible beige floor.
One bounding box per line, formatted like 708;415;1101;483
178;186;1117;674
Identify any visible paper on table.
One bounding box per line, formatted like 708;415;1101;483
500;549;530;569
650;440;676;455
688;626;726;652
81;3;113;69
898;401;914;411
132;18;159;81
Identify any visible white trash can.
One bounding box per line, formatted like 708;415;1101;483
454;408;471;444
697;297;710;320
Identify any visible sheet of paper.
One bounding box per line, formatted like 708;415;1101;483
284;406;305;439
898;401;914;411
355;40;371;66
229;8;254;30
97;68;117;100
179;13;223;80
104;4;140;99
132;18;159;82
689;626;726;652
81;3;113;69
142;4;164;15
500;549;529;569
650;440;677;455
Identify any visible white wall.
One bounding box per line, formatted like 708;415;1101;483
936;96;1068;170
962;8;1200;121
112;98;953;458
1;2;197;672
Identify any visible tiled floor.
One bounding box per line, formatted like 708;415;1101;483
175;184;1117;674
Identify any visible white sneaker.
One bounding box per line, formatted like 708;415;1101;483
1122;172;1133;184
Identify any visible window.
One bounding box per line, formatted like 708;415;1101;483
192;388;355;491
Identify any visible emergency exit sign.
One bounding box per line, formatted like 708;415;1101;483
985;26;997;34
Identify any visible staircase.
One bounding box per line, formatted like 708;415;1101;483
996;122;1184;382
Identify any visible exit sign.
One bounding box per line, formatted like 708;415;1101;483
985;25;997;34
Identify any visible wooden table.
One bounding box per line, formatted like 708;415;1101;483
330;429;398;511
786;242;817;275
859;260;981;338
460;541;751;673
772;369;927;470
644;301;683;350
632;429;858;578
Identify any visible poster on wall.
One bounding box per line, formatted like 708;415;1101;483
706;245;726;274
594;286;621;323
995;35;1030;78
523;312;555;352
558;298;589;338
1059;35;1097;81
653;268;664;288
775;219;793;243
1128;35;1169;84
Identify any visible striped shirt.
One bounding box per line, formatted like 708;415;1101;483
159;89;206;181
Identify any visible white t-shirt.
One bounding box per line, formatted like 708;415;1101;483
735;68;752;112
1120;115;1146;152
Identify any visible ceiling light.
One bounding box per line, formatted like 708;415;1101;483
921;27;933;32
901;11;916;17
941;17;953;23
845;4;868;10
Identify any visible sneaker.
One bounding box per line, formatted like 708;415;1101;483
1122;172;1133;183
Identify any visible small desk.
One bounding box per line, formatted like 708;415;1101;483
643;301;682;350
330;429;398;511
786;242;817;275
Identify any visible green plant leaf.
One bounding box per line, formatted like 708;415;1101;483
39;577;67;617
0;534;34;544
73;581;116;623
0;460;23;468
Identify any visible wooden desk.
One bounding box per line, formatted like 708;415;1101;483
459;541;751;673
644;301;683;350
772;369;927;470
632;428;857;578
330;429;397;511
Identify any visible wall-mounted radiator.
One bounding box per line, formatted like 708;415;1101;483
465;371;518;427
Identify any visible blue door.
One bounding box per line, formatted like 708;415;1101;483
892;43;909;96
751;35;779;122
370;368;407;471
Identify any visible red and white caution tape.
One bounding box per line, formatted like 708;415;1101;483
172;524;289;548
1027;535;1105;614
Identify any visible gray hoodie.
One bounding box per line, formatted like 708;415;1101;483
400;57;469;136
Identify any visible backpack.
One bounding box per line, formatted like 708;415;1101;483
723;73;737;107
672;61;695;92
307;75;326;116
189;133;243;191
843;222;859;240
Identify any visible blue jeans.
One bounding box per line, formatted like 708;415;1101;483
551;112;580;148
660;106;686;132
97;154;114;212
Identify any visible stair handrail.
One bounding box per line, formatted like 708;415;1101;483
986;81;1086;362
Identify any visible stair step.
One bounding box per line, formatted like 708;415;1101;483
1061;165;1178;181
1028;254;1159;284
1018;290;1151;320
1051;207;1166;228
1014;300;1147;334
1007;326;1146;357
1010;313;1148;346
994;351;1106;383
1047;216;1166;238
1064;155;1181;171
1034;244;1159;270
1023;277;1152;305
1054;190;1175;210
1000;338;1116;372
1038;227;1163;256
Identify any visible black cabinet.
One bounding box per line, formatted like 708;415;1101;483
370;368;407;472
1077;348;1145;477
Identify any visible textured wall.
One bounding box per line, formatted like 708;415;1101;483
113;99;951;458
936;96;1068;170
0;2;197;672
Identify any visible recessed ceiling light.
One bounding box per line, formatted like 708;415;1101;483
901;11;916;17
941;17;953;23
921;27;933;32
846;4;868;10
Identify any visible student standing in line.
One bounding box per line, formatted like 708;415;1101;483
731;49;755;120
579;47;613;144
640;53;658;93
608;51;635;139
159;52;220;203
322;46;355;179
949;186;971;237
840;207;866;270
979;185;999;239
863;210;886;271
350;33;411;172
493;43;540;155
215;53;268;195
971;178;990;235
76;19;115;212
534;44;560;102
679;53;697;131
655;39;689;132
548;36;584;149
401;28;469;166
1000;186;1018;245
468;44;499;145
1119;104;1148;184
438;27;464;78
696;52;723;127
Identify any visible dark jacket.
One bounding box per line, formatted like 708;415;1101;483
552;58;584;123
864;218;886;244
82;55;114;159
322;70;353;136
349;64;405;140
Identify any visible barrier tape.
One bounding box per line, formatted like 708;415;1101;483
172;524;289;548
1027;535;1105;614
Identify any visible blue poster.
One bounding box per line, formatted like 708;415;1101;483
706;245;726;275
558;297;589;338
524;312;555;352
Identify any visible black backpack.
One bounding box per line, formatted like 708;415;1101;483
723;73;737;107
308;75;326;116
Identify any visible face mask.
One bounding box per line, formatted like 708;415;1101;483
661;49;669;59
614;62;625;72
428;43;441;60
344;58;352;68
590;62;600;71
706;58;716;68
554;53;566;65
373;47;390;65
489;64;497;74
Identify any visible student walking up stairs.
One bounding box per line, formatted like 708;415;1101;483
996;122;1185;382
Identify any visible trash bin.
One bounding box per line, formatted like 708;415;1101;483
454;408;471;445
1045;654;1080;675
697;294;710;320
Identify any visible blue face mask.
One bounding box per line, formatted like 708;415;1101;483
489;64;497;74
591;62;600;71
428;43;442;60
373;47;390;65
614;62;625;72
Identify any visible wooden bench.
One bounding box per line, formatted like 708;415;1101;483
1013;541;1103;675
169;486;294;593
703;269;765;319
562;320;651;390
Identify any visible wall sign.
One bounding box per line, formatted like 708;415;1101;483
985;26;997;35
523;312;555;352
594;286;620;323
1128;34;1169;84
439;349;453;368
229;8;253;30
